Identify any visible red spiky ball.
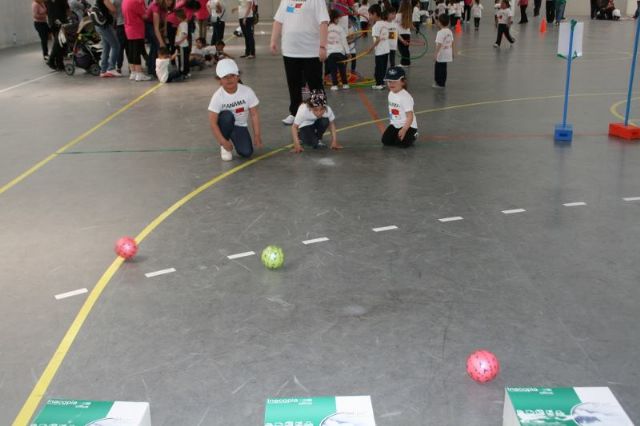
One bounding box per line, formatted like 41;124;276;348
115;236;138;260
466;350;500;383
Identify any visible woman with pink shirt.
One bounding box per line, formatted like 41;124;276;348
196;0;210;41
32;0;50;61
122;0;151;80
145;0;174;77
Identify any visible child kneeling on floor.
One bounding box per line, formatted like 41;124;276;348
156;47;184;83
382;66;417;147
208;59;263;161
291;90;343;153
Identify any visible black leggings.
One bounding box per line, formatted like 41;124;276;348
283;56;324;116
382;125;417;147
374;54;388;85
495;23;515;45
327;52;348;85
34;21;50;57
398;34;410;66
239;17;255;56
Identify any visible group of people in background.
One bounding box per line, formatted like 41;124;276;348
31;0;256;81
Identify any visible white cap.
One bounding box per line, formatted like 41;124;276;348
216;59;239;78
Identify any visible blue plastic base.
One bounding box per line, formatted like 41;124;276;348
554;123;573;142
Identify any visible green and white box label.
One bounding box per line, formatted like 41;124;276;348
33;398;151;426
265;395;376;426
503;387;634;426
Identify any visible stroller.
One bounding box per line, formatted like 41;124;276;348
59;17;103;76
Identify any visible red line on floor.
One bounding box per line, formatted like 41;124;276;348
356;88;386;134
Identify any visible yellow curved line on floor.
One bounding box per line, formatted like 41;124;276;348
11;146;288;426
610;96;640;125
0;83;163;197
11;89;634;425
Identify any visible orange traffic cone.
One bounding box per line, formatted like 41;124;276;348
455;20;462;34
539;18;547;33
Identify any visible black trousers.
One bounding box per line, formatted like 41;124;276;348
545;1;555;22
211;19;225;44
495;23;515;45
464;4;472;20
327;53;348;85
116;24;127;70
398;34;410;66
382;125;417;147
590;0;598;18
533;0;542;15
520;5;528;22
167;22;177;53
474;17;480;28
239;17;255;56
34;22;50;57
299;118;330;147
47;27;64;69
434;61;447;87
374;54;388;85
388;50;396;67
283;56;323;116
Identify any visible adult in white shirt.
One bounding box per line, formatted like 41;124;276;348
208;0;226;44
270;0;330;125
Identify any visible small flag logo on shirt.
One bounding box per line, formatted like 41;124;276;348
235;107;245;113
391;108;400;116
295;2;303;7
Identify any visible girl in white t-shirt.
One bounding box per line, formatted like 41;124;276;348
397;0;413;66
493;0;515;47
382;66;417;148
358;0;369;36
327;9;351;90
471;0;483;30
386;7;399;67
291;90;342;152
208;59;263;161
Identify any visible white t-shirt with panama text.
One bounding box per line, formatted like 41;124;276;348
274;0;330;58
388;89;417;129
371;20;390;56
208;83;260;127
435;27;453;62
294;103;335;128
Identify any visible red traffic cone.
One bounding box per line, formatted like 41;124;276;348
455;20;462;34
539;18;547;33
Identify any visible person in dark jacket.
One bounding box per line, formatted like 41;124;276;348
46;0;70;70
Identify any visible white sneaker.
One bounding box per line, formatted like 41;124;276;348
342;84;350;89
136;73;152;81
282;114;295;125
110;69;122;77
371;85;385;90
330;85;339;91
129;72;136;80
220;145;233;161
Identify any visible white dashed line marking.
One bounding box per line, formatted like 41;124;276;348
438;216;464;222
563;202;586;207
227;251;255;260
623;197;640;202
372;225;398;232
145;268;177;278
54;288;88;300
502;209;526;214
302;237;330;245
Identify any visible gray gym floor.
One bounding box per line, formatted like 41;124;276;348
1;17;639;426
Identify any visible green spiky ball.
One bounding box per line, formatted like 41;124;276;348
261;245;285;270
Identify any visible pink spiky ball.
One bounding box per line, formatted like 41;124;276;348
466;350;500;383
115;236;138;260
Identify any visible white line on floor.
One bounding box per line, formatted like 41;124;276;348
501;208;526;214
54;288;88;300
623;197;640;201
227;251;255;260
145;268;177;278
0;72;55;95
372;225;398;232
438;216;464;222
302;237;330;245
563;202;586;207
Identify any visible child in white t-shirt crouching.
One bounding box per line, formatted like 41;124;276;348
383;66;417;148
208;59;263;161
291;90;342;153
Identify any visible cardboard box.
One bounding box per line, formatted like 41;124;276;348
503;387;634;426
264;395;376;426
32;398;151;426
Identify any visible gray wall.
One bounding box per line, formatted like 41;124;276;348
0;0;40;48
